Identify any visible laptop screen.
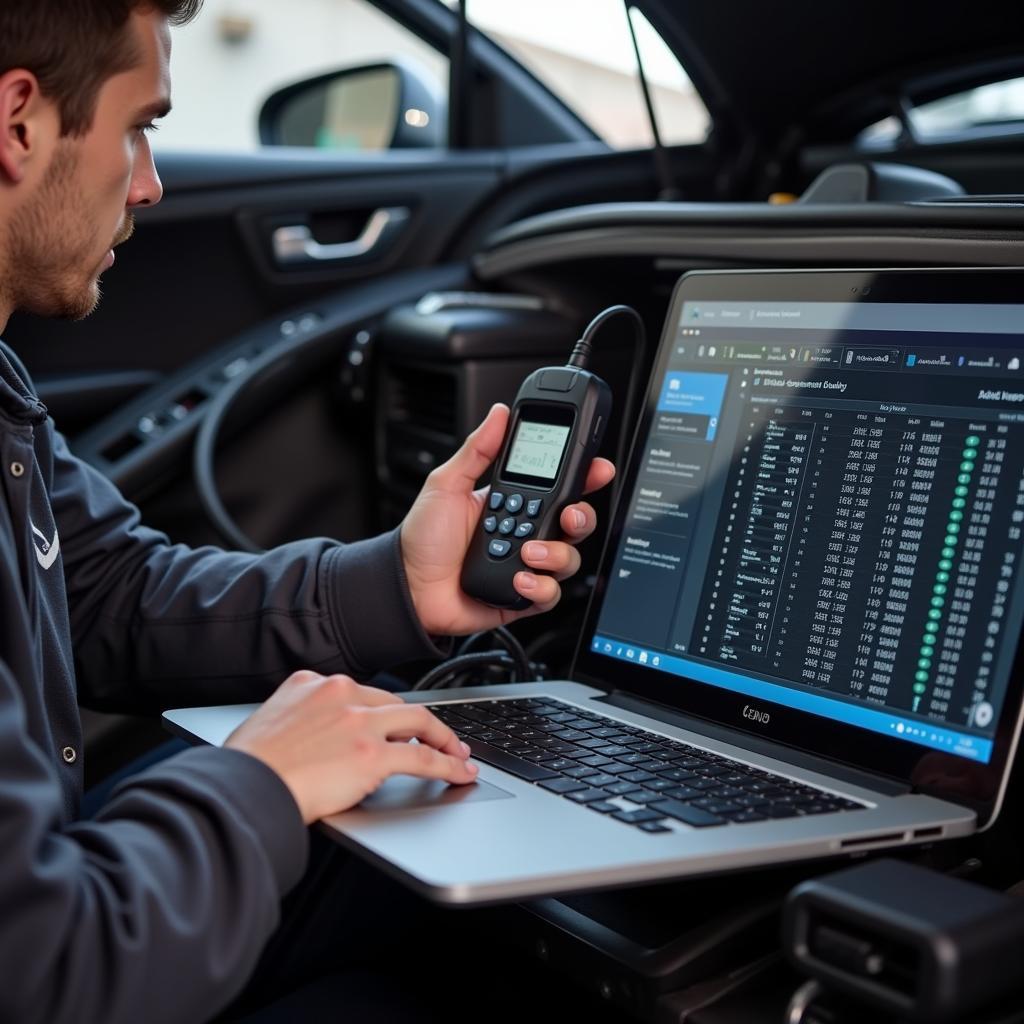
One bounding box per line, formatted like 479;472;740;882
585;278;1024;768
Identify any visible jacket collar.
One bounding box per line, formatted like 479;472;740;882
0;342;48;425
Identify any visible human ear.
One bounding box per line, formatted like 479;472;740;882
0;70;53;185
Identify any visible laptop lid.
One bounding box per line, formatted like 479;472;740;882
574;268;1024;828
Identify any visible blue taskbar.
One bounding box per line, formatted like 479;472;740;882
589;635;994;763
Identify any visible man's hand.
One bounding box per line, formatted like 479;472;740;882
225;671;477;824
401;403;615;635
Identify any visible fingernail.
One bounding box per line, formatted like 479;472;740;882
524;542;548;560
517;572;538;590
460;741;471;757
572;509;586;530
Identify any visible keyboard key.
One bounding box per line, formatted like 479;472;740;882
612;809;663;825
488;539;512;558
578;755;615;768
638;821;672;834
658;768;698;783
553;730;589;742
692;799;742;815
587;801;619;814
537;758;576;772
622;770;656;784
505;493;524;513
762;804;801;819
488;491;505;511
649;799;726;828
645;778;679;792
539;778;587;795
562;765;598;779
689;777;721;791
664;785;701;801
467;741;558;782
575;736;615;750
593;744;631;756
727;810;768;823
606;780;643;797
589;727;628;740
599;762;637;776
566;788;612;804
526;498;543;517
583;773;619;788
620;788;659;804
618;753;652;766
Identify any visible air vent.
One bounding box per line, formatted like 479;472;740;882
387;364;457;439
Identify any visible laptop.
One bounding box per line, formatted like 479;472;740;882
167;267;1024;905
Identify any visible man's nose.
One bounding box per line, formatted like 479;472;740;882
127;137;163;208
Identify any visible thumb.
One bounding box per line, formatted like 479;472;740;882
429;403;509;493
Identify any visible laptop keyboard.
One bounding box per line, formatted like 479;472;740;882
431;697;867;833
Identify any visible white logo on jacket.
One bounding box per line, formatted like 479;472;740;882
30;520;60;570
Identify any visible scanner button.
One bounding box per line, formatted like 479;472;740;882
498;517;516;535
514;522;535;538
489;491;505;511
526;498;543;518
505;493;524;513
538;368;578;392
483;515;498;533
488;539;512;559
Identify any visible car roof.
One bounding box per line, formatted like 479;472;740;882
641;0;1024;140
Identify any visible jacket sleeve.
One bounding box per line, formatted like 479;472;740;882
51;430;442;713
0;655;309;1024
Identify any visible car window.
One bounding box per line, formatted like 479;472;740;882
446;0;709;148
860;76;1024;147
156;0;449;153
157;0;708;153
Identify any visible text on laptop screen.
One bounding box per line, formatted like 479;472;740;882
591;300;1024;764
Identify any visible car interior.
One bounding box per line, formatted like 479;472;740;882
9;1;1024;1020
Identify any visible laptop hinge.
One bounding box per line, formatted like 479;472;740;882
598;691;910;797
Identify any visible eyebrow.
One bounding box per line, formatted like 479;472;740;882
133;99;172;122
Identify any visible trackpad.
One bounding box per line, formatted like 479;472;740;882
359;776;513;812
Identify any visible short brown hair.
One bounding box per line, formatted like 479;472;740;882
0;1;203;136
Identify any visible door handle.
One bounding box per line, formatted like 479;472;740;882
271;206;410;266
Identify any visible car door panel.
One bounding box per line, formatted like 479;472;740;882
4;150;505;423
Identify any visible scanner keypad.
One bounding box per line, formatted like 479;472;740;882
483;492;544;559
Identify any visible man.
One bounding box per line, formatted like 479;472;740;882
0;3;614;1022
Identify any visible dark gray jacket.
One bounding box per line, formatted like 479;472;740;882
0;342;438;1023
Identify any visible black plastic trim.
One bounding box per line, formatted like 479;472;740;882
72;264;469;496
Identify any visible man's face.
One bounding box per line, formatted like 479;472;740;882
8;10;169;321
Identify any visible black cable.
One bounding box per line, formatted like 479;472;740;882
455;625;532;681
412;651;516;691
575;304;647;509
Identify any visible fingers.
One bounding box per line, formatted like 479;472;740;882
558;500;600;543
582;457;615;496
513;570;562;612
369;703;468;758
520;539;581;582
426;403;509;493
289;672;402;707
380;741;479;786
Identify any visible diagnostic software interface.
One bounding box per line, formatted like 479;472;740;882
591;299;1024;763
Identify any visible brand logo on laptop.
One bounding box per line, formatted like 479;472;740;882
743;704;770;725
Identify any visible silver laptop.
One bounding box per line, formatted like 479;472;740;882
167;267;1024;905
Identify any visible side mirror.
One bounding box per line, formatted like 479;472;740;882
258;59;445;151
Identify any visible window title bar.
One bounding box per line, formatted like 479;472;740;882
680;301;1024;335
